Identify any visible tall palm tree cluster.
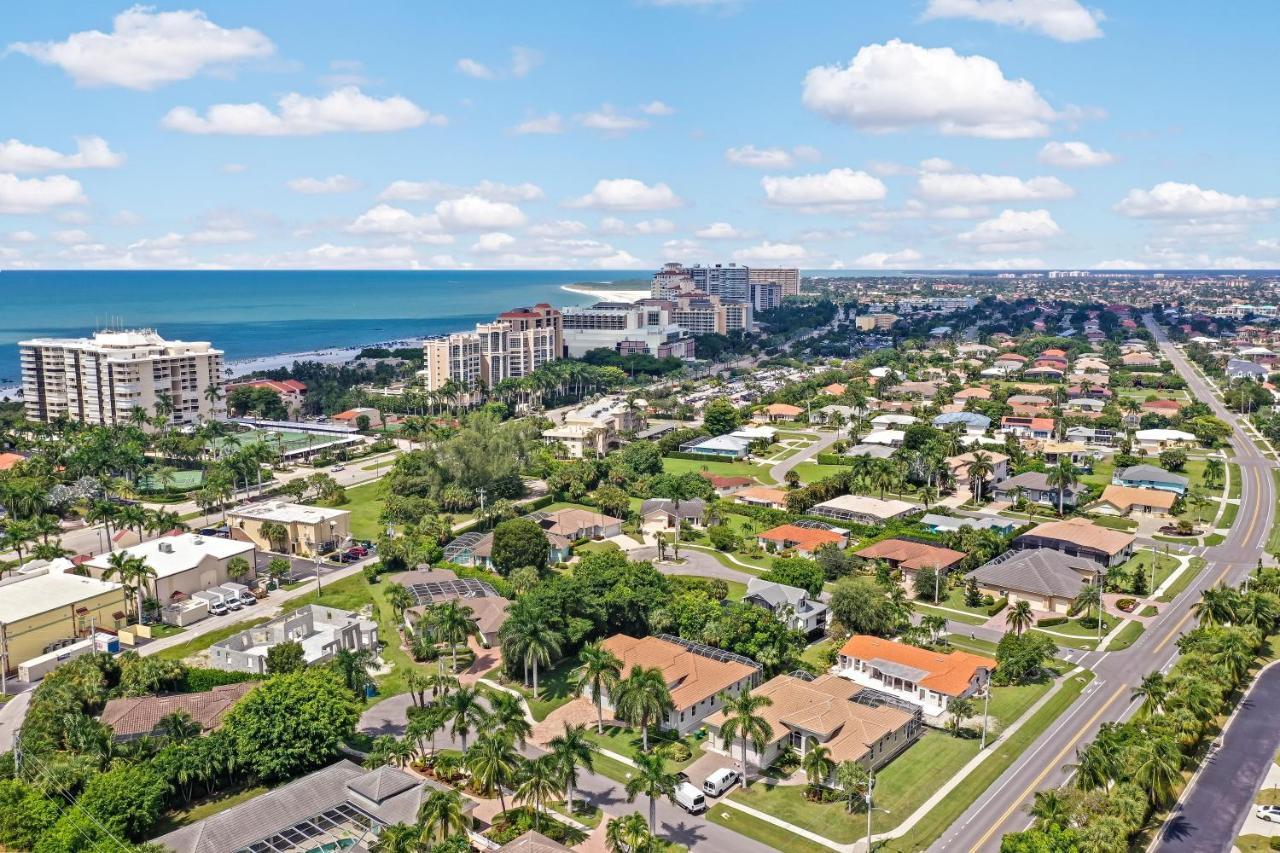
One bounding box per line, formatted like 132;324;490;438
407;600;481;674
1006;573;1280;852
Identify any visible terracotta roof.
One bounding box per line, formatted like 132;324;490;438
735;486;789;506
1141;399;1184;411
854;539;966;572
1097;485;1177;512
762;403;804;416
100;682;255;738
838;635;996;697
701;473;756;489
758;523;845;552
539;507;623;537
953;387;992;399
1019;517;1135;556
822;383;847;396
0;452;26;471
600;634;757;711
704;673;913;765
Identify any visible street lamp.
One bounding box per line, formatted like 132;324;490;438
979;684;992;750
864;772;890;852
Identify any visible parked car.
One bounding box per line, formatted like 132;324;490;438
703;768;739;798
1256;805;1280;823
332;464;345;471
347;546;368;557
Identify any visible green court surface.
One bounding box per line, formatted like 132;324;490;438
138;469;204;492
207;429;344;456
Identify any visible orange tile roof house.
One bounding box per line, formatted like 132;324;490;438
598;634;761;732
1015;517;1135;567
757;523;848;556
1093;485;1177;517
822;383;848;396
854;539;966;580
700;472;756;494
836;635;996;719
754;402;805;423
735;485;789;510
99;682;255;742
703;673;921;775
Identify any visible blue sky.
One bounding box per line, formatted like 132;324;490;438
2;0;1278;271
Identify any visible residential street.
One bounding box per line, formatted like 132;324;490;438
931;316;1278;851
1157;663;1280;851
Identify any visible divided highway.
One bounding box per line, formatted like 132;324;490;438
933;317;1276;851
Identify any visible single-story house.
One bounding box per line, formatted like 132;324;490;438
993;471;1083;508
597;634;761;733
1014;518;1135;567
743;578;829;634
808;495;921;525
535;508;623;542
1134;428;1197;450
1041;441;1091;468
703;673;921;776
1227;359;1269;382
701;473;756;495
1000;416;1055;440
735;486;789;510
919;513;1019;535
758;523;848;556
835;635;996;720
100;682;255;742
679;434;752;459
967;548;1098;615
932;412;991;435
947;451;1010;492
755;403;804;423
1092;485;1177;517
862;429;906;447
847;443;896;459
871;414;918;429
1113;464;1189;495
854;538;966;585
640;498;707;531
810;404;860;425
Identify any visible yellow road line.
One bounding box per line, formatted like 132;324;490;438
972;684;1127;850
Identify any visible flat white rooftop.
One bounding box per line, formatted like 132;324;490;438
0;571;123;624
228;501;349;525
87;533;254;579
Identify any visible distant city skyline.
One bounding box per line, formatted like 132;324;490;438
3;2;1279;271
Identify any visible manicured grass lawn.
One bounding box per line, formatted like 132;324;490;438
881;669;1094;852
705;802;813;853
151;785;270;835
800;639;834;671
1090;515;1138;532
1107;620;1146;651
722;579;747;601
1111;550;1181;594
1219;501;1240;528
661;456;775;484
575;540;620;555
1269;470;1280;557
498;654;580;722
549;799;603;828
790;462;854;485
1229;463;1243;499
915;602;986;627
152;616;271;661
325;479;385;539
939;585;997;618
1235;835;1274;853
148;623;186;639
1158;556;1207;603
583;724;704;773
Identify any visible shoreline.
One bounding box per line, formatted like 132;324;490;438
560;284;649;303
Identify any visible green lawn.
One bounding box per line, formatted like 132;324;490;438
881;670;1094;852
1107;620;1146;651
790;462;854;485
497;655;580;722
729;676;1055;841
800;639;834;670
1158;557;1207;603
915;602;987;627
574;540;620;555
1090;515;1139;532
1110;550;1181;594
1229;463;1243;499
661;456;776;484
705;803;813;853
325;479;386;540
1269;470;1280;557
1219;501;1240;529
583;724;705;773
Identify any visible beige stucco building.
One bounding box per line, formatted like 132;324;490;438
227;501;352;556
20;330;225;428
86;533;257;604
0;565;128;676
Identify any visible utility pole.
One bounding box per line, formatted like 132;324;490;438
980;685;991;749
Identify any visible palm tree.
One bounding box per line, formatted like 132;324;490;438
101;551;147;622
835;760;870;814
614;666;674;752
1193;584;1239;627
1071;583;1102;624
86;499;119;552
606;812;653;853
0;519;35;569
1006;600;1034;635
500;616;563;697
1237;592;1277;631
432;601;478;674
516;754;564;831
946;697;974;737
441;685;486;751
157;710;200;742
1028;789;1070;831
1132;738;1183;806
1203;457;1225;490
416;788;470;846
1045;457;1079;515
548;723;596;818
572;642;624;734
369;823;421;853
1130;672;1169;718
717;689;773;787
485;689;532;747
801;743;835;790
1211;629;1256;683
965;451;995;505
333;648;376;698
466;732;521;813
624;750;678;834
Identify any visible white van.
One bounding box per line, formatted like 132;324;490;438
192;590;228;616
703;768;740;798
214;586;243;610
675;782;706;814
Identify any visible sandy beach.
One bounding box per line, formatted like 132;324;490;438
561;284;649;303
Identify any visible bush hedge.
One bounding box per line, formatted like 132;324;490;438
987;597;1009;616
1035;616;1068;627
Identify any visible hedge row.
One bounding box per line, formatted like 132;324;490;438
815;453;856;467
987;597;1009;616
1035;616;1068;627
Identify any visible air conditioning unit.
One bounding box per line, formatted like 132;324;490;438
158;542;174;554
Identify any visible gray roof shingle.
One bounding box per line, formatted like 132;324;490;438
967;548;1096;599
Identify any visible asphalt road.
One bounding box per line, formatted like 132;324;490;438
933;316;1277;851
1157;662;1280;851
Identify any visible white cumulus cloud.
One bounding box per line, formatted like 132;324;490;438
802;39;1058;139
958;208;1061;251
9;6;274;90
0;174;88;214
566;179;683;211
600;217;675;235
724;144;822;169
1114;182;1278;219
472;232;517;253
922;0;1104;42
456;58;496;79
511;113;563;135
855;249;924;268
286;175;363;194
162;87;444;136
0;137;125;172
641;100;675;116
347;204;444;236
695;222;746;239
1038;140;1116;168
576;105;649;135
732;241;809;263
762;168;887;207
435;194;526;230
379;179;544;203
917;172;1074;203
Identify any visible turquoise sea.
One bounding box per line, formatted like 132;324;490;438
0;270;637;386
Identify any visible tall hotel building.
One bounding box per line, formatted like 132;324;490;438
749;267;801;298
20;330;225;427
422;304;563;395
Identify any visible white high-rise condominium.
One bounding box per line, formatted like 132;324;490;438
20;330;225;428
421;303;563;397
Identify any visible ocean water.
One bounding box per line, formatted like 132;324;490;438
0;270;637;385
